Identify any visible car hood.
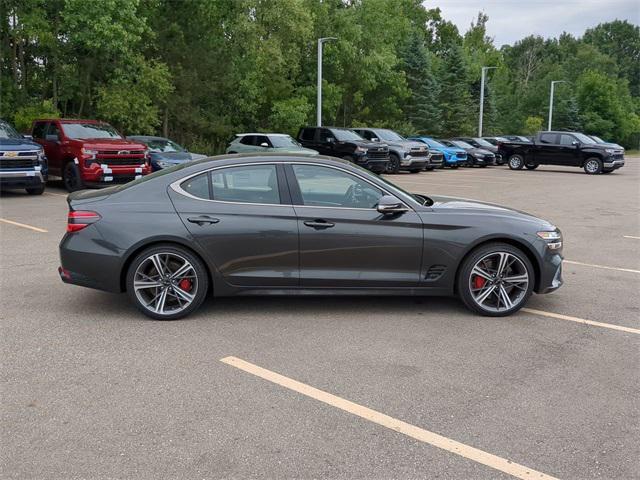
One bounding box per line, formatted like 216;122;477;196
432;145;466;155
341;140;388;150
70;138;147;150
0;138;43;150
468;147;494;156
150;151;194;162
428;195;552;227
382;140;429;150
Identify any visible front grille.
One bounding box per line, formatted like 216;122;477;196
0;159;38;169
99;158;146;166
410;148;429;158
612;154;624;160
97;150;145;155
367;150;389;161
456;152;466;159
0;150;39;159
429;153;444;163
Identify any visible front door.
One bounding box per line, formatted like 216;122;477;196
169;163;299;287
286;163;423;288
557;133;582;166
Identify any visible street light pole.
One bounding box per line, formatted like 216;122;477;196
317;37;336;127
478;66;496;137
548;80;567;131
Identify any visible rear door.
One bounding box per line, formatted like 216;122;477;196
535;132;559;165
287;163;423;288
41;122;64;175
169;163;299;287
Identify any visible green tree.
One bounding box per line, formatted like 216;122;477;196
523;116;543;135
437;44;473;136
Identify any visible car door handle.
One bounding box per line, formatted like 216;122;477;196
187;215;219;226
303;220;335;229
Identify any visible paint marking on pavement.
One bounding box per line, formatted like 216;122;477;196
522;308;640;335
220;356;559;480
623;235;640;240
565;259;640;274
0;218;48;233
43;191;67;197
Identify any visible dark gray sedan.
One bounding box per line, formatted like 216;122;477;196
58;154;563;320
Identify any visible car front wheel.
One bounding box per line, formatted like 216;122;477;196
26;184;45;195
458;243;534;316
126;244;209;320
386;154;401;174
508;155;524;170
63;161;84;192
583;158;603;174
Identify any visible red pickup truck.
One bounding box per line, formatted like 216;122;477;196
32;119;151;191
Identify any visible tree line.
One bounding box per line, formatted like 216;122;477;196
2;0;639;152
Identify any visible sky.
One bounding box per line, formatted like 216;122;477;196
426;0;640;46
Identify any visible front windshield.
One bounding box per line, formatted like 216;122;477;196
270;135;302;148
424;138;445;148
573;132;597;144
590;135;604;143
473;138;492;147
0;122;22;139
62;122;123;139
451;140;473;149
143;138;186;153
332;129;364;141
376;129;405;142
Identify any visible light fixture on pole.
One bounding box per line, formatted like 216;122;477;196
548;80;567;131
317;37;337;127
478;66;496;137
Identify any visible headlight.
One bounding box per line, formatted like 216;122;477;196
355;146;368;154
156;160;173;169
537;230;563;250
37;150;46;161
404;152;412;159
605;148;617;154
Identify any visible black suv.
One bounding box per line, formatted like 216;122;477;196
297;127;389;173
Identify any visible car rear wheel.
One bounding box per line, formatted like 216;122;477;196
126;244;209;320
583;157;602;174
26;184;45;195
458;243;534;317
386;153;401;174
508;155;524;170
63;161;84;192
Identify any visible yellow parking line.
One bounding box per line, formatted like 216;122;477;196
623;235;640;240
564;260;640;274
522;308;640;335
0;218;48;233
221;356;559;480
44;191;67;197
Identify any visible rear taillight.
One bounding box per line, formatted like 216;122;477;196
67;210;101;233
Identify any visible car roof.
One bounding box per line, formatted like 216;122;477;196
235;133;289;137
33;118;105;124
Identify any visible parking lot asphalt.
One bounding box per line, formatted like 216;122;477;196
1;161;639;479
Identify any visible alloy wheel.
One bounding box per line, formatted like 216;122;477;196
508;156;523;169
585;159;600;174
133;252;198;316
468;251;529;313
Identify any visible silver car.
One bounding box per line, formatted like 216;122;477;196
227;133;318;155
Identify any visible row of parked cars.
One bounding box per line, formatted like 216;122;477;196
0;117;627;194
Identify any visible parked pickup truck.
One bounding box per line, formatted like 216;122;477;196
352;127;438;173
297;126;389;173
32;119;151;191
498;131;625;174
0;119;47;195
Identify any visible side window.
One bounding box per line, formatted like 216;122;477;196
539;133;556;144
255;135;271;147
363;131;376;141
300;128;315;141
46;122;60;139
318;129;334;142
559;134;575;145
292;165;383;209
181;172;211;200
239;136;254;145
211;165;280;205
32;122;47;139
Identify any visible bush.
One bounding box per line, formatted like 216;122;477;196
13;100;60;133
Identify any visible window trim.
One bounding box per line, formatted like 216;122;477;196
170;161;415;211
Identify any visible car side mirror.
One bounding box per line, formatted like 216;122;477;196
45;134;59;142
377;195;409;215
23;134;33;140
260;142;269;147
572;140;580;147
327;137;335;144
372;137;380;142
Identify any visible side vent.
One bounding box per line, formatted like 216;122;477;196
425;265;446;281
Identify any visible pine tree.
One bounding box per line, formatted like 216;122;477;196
437;44;474;136
400;32;441;135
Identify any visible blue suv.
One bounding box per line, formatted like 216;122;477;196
408;136;467;168
0;120;47;195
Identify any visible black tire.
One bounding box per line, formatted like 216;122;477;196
602;170;614;174
525;163;538;170
508;154;524;170
228;151;237;154
386;153;401;174
450;164;459;169
63;161;84;192
342;155;355;164
457;242;535;317
26;184;45;195
583;157;603;174
480;164;487;168
409;168;422;173
125;244;209;320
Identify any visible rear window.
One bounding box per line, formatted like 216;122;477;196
181;173;210;199
539;133;556;144
299;128;316;141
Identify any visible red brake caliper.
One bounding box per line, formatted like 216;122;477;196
179;278;192;292
473;276;486;289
